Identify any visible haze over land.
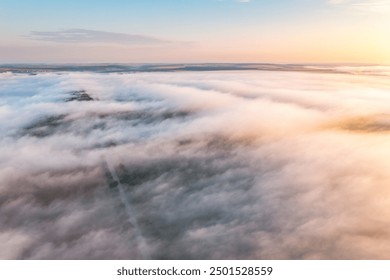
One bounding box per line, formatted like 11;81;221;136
2;66;390;259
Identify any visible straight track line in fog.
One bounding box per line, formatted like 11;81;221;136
104;157;150;259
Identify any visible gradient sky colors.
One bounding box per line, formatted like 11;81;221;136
0;0;389;63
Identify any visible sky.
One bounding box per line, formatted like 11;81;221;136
0;0;389;64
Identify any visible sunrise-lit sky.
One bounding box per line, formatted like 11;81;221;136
0;0;389;64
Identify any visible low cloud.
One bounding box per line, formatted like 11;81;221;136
1;67;390;259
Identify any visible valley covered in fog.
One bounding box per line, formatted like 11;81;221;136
2;66;390;259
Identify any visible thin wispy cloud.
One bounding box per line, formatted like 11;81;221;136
27;29;174;45
329;0;390;12
329;0;390;3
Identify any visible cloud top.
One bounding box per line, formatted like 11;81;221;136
1;68;390;259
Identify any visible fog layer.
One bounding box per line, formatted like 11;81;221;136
1;69;390;259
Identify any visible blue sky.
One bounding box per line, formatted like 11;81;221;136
0;0;389;63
